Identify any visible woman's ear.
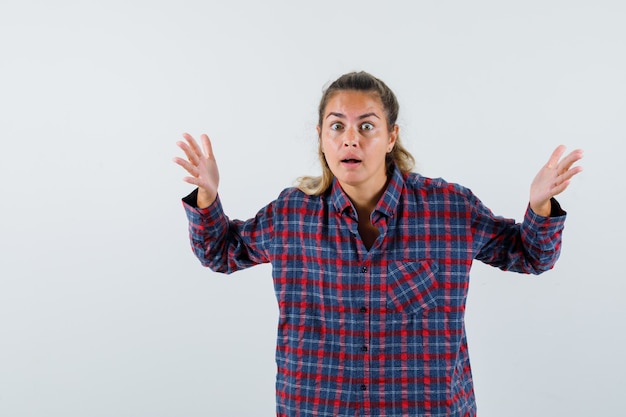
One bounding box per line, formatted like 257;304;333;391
317;125;323;153
388;124;399;152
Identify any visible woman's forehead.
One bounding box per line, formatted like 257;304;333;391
324;90;384;115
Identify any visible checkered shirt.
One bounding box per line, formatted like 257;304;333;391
182;166;566;417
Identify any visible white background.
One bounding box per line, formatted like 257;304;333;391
1;1;624;416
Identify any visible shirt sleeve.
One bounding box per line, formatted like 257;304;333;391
471;196;567;274
182;188;273;274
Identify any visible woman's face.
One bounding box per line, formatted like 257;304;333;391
317;90;397;199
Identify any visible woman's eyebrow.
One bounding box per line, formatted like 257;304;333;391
358;112;380;120
325;112;381;120
326;112;345;119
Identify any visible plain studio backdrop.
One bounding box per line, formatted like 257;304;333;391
1;1;624;416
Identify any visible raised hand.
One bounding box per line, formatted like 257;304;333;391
173;133;219;208
530;145;584;216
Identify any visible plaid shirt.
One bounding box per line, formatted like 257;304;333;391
182;166;566;417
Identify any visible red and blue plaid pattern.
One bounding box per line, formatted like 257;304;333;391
183;166;565;417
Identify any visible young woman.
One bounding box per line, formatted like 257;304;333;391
174;71;583;417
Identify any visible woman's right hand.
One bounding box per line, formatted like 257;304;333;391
173;133;220;208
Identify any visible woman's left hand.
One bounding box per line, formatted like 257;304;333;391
530;145;584;216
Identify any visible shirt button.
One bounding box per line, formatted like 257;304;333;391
360;384;367;391
361;266;367;273
361;346;368;352
360;307;367;313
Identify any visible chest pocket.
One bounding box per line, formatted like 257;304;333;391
387;260;440;315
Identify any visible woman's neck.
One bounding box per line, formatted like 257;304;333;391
341;180;388;220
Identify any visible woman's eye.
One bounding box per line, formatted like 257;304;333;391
361;122;374;131
330;123;343;131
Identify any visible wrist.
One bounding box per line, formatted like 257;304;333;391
530;200;551;217
197;188;216;209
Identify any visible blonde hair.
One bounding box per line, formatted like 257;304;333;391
297;71;415;196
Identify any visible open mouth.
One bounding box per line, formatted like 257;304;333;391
341;159;362;164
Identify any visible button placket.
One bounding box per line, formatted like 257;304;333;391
356;260;372;406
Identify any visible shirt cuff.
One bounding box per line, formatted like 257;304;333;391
525;198;566;232
528;197;566;218
182;188;226;231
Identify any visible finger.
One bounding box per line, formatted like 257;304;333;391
560;148;584;165
547;145;567;169
552;179;572;196
182;176;210;191
182;133;205;159
557;149;584;173
200;134;214;160
176;140;200;166
552;165;583;197
558;165;584;182
172;156;199;177
182;176;203;187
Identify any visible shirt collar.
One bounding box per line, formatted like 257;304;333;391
330;165;404;219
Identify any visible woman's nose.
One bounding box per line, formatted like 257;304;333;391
343;128;359;147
